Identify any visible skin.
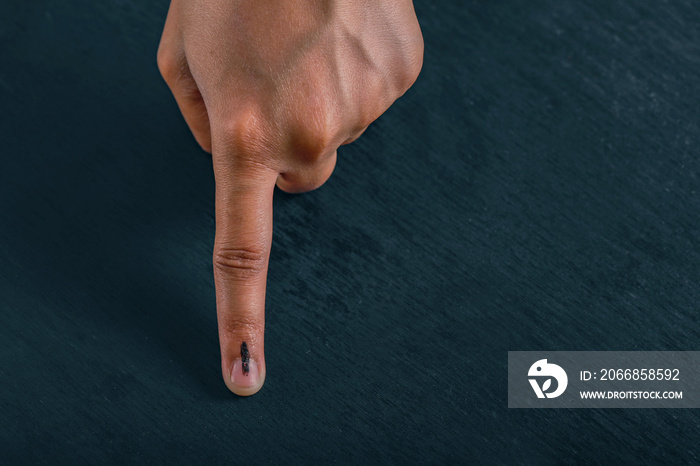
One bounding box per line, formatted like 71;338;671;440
157;0;424;396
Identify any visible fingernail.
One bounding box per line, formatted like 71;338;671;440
231;358;260;388
231;342;260;389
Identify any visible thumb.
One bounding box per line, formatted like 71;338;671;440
212;157;278;396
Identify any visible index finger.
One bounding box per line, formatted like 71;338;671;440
212;156;278;396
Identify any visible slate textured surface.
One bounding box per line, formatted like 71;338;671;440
1;0;699;463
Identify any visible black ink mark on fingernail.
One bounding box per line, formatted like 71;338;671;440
241;341;250;376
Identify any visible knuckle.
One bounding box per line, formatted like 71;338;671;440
213;245;267;280
357;108;377;131
220;106;270;156
293;109;338;164
407;42;425;84
156;45;177;81
395;35;424;92
219;316;265;340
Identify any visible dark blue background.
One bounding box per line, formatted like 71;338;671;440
1;0;699;463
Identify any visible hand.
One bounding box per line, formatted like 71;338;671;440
157;0;423;396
